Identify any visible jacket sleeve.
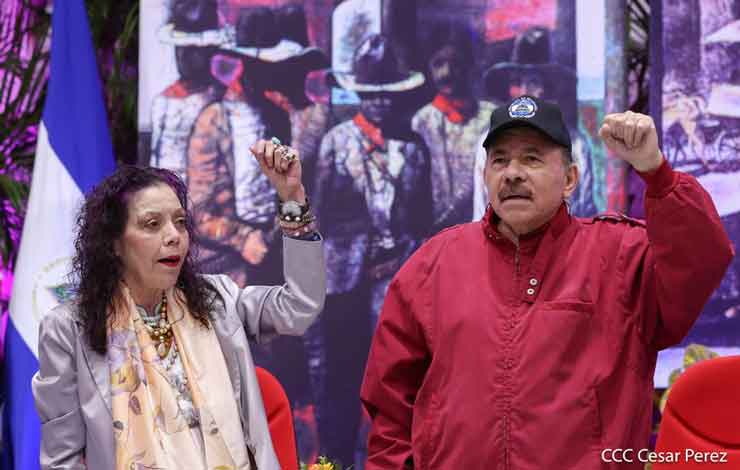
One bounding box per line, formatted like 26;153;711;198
31;307;87;470
621;159;735;350
208;236;326;343
361;274;430;470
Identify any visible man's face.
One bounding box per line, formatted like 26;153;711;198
508;71;545;99
360;93;394;126
429;45;468;97
484;126;578;236
176;46;214;85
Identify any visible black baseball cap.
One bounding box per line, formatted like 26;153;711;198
482;95;571;150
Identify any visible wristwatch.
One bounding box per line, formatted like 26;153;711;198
278;198;311;222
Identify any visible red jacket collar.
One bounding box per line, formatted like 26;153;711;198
482;202;571;248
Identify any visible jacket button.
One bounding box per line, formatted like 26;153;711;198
526;288;535;295
529;278;538;286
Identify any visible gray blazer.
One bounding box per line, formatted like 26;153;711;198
31;237;326;470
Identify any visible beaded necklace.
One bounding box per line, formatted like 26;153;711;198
141;292;174;359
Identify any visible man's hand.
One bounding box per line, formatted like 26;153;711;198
250;138;306;203
599;111;664;172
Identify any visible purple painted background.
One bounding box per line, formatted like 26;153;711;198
650;0;740;386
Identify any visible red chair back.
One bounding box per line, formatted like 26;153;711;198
255;366;299;470
653;355;740;469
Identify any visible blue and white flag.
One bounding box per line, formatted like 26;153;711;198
2;1;115;468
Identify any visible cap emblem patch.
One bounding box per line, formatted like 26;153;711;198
508;96;537;119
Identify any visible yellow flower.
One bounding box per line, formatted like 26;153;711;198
308;464;334;470
308;456;335;470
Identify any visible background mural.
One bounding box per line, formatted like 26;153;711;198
138;0;614;465
649;0;740;387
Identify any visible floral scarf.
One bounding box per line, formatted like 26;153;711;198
107;285;251;470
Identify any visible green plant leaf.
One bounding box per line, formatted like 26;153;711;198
683;343;718;368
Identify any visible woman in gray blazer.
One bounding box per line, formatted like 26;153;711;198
32;139;326;470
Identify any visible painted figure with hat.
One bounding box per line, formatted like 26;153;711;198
150;0;226;183
312;33;431;467
473;26;598;219
360;95;733;468
185;6;326;287
212;4;335;462
219;6;291;239
411;21;495;233
182;7;279;287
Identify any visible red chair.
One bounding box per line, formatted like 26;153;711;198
653;355;740;469
255;366;299;470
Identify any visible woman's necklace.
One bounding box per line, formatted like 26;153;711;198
143;292;174;359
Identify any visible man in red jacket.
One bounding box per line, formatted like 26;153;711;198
360;95;734;469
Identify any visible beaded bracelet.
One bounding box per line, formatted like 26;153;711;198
277;213;315;229
279;219;318;238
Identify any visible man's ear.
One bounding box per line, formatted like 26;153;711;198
563;162;579;199
482;146;491;180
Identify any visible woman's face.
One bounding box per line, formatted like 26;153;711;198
113;184;190;302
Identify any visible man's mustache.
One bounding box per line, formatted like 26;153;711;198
498;186;533;200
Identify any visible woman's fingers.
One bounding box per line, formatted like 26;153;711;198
250;138;299;174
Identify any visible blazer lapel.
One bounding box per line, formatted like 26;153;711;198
210;298;244;409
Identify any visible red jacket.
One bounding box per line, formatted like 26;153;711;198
360;161;734;469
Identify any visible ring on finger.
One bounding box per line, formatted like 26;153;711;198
274;145;294;162
281;150;297;163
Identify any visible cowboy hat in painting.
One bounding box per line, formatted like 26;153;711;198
225;6;328;70
158;0;228;47
329;34;424;94
483;26;575;102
